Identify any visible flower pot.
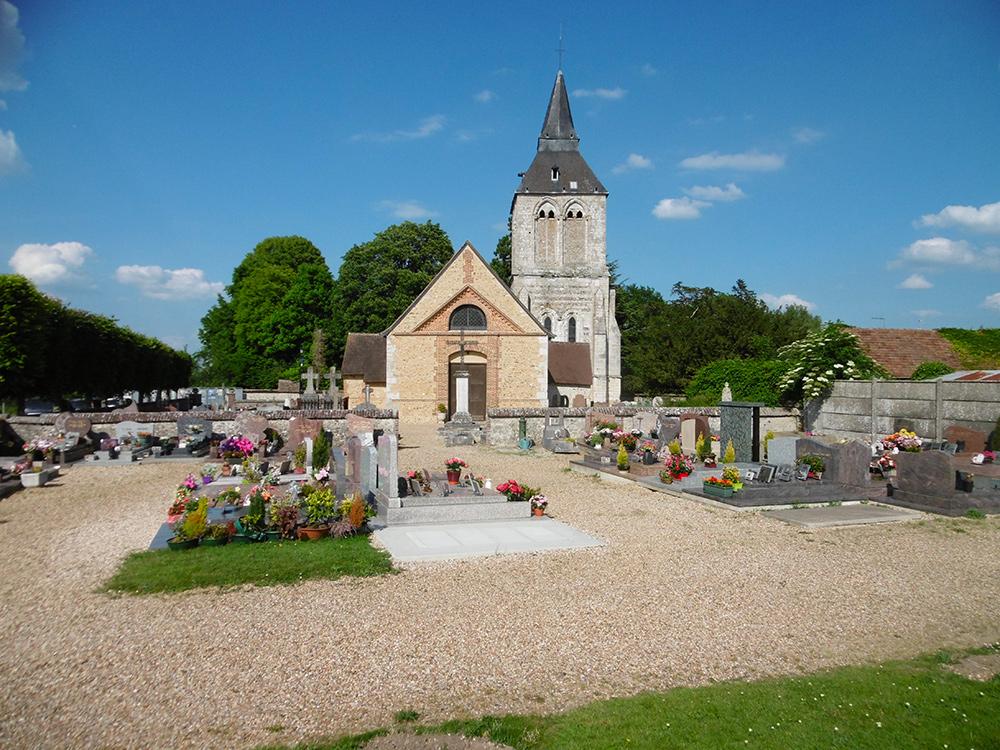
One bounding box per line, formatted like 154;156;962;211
659;474;673;485
231;534;251;544
732;481;743;492
702;483;734;498
166;537;198;551
202;476;214;485
642;453;657;465
676;472;690;480
532;507;545;517
266;530;281;541
201;537;228;547
294;467;306;475
446;469;461;485
299;526;329;540
518;437;533;450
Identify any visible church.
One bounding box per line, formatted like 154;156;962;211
341;70;622;422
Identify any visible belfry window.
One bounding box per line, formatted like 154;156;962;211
551;166;559;181
543;316;552;333
449;304;487;331
568;316;577;342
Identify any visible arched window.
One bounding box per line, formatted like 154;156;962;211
575;210;583;218
568;316;577;342
547;209;555;218
551;166;560;181
449;304;487;330
543;316;552;333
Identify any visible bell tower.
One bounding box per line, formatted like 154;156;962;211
509;70;621;403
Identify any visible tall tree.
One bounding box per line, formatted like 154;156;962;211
490;233;512;286
332;221;453;355
196;236;336;387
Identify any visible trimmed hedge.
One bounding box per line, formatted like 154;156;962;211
684;359;790;406
0;275;192;404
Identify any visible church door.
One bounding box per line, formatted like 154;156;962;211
448;363;487;421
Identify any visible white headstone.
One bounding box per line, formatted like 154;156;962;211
454;372;470;416
681;420;698;454
721;382;733;402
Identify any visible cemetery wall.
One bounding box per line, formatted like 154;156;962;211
7;410;398;444
484;406;799;448
811;379;1000;441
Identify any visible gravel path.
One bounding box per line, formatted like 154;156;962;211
1;425;999;749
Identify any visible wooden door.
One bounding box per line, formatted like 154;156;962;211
449;363;487;421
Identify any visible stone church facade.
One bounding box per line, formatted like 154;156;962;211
340;70;621;421
510;70;622;404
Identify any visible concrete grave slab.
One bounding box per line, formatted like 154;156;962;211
374;518;603;562
764;503;921;528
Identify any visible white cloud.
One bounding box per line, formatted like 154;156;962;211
651;197;710;220
115;265;224;300
351;114;446;143
640;63;658;77
679;150;785;171
896;237;977;266
984;293;1000;311
378;200;437;220
918;201;1000;233
0;128;25;174
573;87;626;100
612;153;653;174
473;89;495;103
0;1;28;93
898;273;933;289
9;242;93;284
793;127;825;144
761;293;816;311
683;182;746;202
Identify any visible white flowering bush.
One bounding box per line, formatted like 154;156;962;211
777;325;886;402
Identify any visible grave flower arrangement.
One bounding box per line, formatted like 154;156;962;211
444;457;468;471
880;429;921;453
721;466;741;484
242;484;273;507
702;475;735;497
871;453;895;476
23;437;56;460
798;454;826;478
268;495;301;540
663;453;693;479
220;435;255;458
617;432;639;451
640;440;658;453
313;467;330;483
200;464;220;484
704;476;734;488
530;494;548;515
182;473;199;491
496;479;539;502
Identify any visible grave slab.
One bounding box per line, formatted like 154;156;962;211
763;503;921;528
373;518;603;562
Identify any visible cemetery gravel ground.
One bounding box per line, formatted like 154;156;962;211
1;426;999;749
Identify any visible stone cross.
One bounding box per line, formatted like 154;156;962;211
301;366;318;394
327;366;341;407
446;329;478;369
362;383;374;405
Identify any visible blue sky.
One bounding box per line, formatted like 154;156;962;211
2;0;999;352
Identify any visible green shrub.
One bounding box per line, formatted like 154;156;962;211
778;324;887;403
937;328;1000;368
312;430;330;469
685;359;791;406
911;361;954;380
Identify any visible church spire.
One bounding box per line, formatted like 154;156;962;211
538;70;578;151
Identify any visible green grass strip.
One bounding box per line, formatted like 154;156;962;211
276;652;1000;749
104;534;394;594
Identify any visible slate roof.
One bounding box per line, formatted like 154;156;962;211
548;341;593;386
516;71;607;196
341;333;386;383
847;327;962;378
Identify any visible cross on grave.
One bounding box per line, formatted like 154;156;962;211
327;366;341;406
301;366;318;394
361;383;374;406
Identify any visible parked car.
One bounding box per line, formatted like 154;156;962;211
23;399;57;416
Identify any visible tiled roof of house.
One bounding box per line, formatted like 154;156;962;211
341;333;386;383
847;327;962;378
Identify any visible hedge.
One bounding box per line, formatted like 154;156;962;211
684;358;790;407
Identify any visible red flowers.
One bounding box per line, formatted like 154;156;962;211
704;476;733;487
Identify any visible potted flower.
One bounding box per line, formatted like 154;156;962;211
619;433;639;452
702;475;735;498
496;479;537;502
445;457;467;485
201;522;232;547
436;403;447;423
293;443;307;474
269;496;301;540
664;453;693;480
616;443;630;472
201;463;220;485
220;435;255;462
530;494;548;517
639;440;658;465
168;497;208;550
166;497;188;525
235;485;270;542
658;469;674;484
721;465;742;491
23;437;56;466
798;454;826;480
300;487;334;539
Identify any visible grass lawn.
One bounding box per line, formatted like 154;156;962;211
104;534;394;594
269;650;1000;749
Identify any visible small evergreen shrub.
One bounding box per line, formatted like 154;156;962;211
723;439;736;464
911;361;955;380
312;430;330;469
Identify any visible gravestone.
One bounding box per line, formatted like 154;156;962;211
895;451;954;497
680;420;698;454
633;410;657;436
177;414;212;439
376;433;400;504
720;402;762;463
767;436;798;468
54;413;92;435
346;436;362;492
796;437;870;487
114;421;153;441
571;394;587;408
347;412;376;436
943;425;987;454
303;437;314;470
332;447;347;501
656;415;681;446
233;412;268;444
287;415;322;450
360;445;377;502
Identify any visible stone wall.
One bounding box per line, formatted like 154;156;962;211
484;406;799;448
6;409;398;446
811;379;1000;441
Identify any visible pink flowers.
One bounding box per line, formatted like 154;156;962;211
220;435;256;457
444;457;467;471
182;474;198;490
664;454;693;479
